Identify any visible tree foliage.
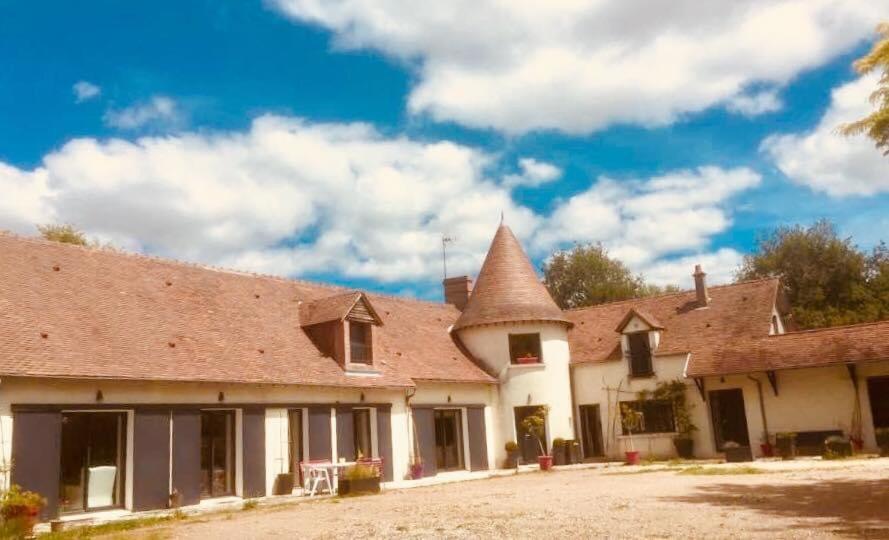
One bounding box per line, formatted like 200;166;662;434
736;220;888;329
37;224;90;246
839;22;889;155
543;243;679;309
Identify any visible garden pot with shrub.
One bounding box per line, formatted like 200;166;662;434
537;455;553;471
723;442;753;463
876;428;889;457
339;463;381;496
504;441;520;469
409;460;424;479
552;438;567;465
673;437;694;459
759;443;774;457
0;485;45;538
624;450;641;465
776;433;797;460
823;436;853;459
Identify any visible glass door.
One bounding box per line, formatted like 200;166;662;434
434;409;464;471
201;410;236;498
579;404;604;458
59;412;126;513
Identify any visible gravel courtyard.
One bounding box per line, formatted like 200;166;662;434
116;459;889;539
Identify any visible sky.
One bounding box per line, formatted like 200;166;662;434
2;0;888;300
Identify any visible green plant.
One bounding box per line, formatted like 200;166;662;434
649;380;697;438
504;441;519;453
620;403;644;452
0;484;44;518
342;463;379;481
520;406;549;456
242;499;259;511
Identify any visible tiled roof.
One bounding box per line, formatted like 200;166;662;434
299;291;381;327
453;225;570;331
567;278;780;367
0;233;495;387
688;320;889;377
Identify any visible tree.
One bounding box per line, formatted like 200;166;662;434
543;243;679;309
37;224;89;246
736;220;888;329
839;23;889;154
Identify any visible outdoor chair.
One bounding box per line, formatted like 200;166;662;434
300;461;332;497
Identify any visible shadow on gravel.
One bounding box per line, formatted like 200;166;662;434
666;478;889;537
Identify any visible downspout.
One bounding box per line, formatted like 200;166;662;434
747;375;769;448
568;364;580;450
405;386;419;471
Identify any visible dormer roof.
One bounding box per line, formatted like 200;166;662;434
614;307;665;333
453;224;570;331
299;291;383;327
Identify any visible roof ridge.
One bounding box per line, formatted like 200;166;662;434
767;318;889;337
0;230;455;309
565;277;779;312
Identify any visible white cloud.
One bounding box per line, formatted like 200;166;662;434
502;158;562;189
1;118;757;287
103;96;183;130
272;0;882;134
762;73;889;196
72;81;101;103
726;89;782;117
638;248;745;288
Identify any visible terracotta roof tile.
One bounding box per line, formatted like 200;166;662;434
0;233;494;387
454;225;570;331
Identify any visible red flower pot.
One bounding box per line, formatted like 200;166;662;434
537;455;553;470
410;462;424;479
760;443;774;457
625;450;641;465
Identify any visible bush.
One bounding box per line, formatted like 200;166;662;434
0;485;44;518
504;441;519;453
342;463;379;481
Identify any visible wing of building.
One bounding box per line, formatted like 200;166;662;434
1;226;887;524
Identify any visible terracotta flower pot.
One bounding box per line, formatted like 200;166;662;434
537;455;553;470
624;450;641;465
2;507;39;537
410;462;424;479
760;443;774;457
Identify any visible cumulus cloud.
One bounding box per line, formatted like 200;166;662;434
103;96;183;130
762;73;889;196
638;248;745;288
72;81;101;103
1;118;757;287
272;0;882;134
502;158;562;189
726;89;782;117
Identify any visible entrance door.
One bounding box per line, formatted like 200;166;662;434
514;406;546;463
201;410;235;498
709;389;750;450
434;409;464;471
59;412;127;513
867;376;889;430
579;405;604;458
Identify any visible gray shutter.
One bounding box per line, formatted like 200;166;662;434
132;409;171;511
11;410;61;520
241;407;266;498
376;406;393;481
307;407;332;460
171;409;201;506
412;408;437;477
466;407;489;471
336;407;355;461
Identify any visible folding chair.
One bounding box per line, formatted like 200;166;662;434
300;461;332;497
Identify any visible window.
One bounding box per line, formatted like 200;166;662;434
620;400;675;435
349;320;372;364
627;332;653;376
59;412;127;513
509;333;542;364
353;408;373;460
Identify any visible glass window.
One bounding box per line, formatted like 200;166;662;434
620;400;675;435
627;332;653;376
349;321;372;364
59;412;127;513
201;410;236;498
509;333;542;364
353;409;373;460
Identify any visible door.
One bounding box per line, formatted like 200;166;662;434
867;376;889;430
514;406;546;463
709;389;750;450
434;409;464;471
200;410;236;498
59;412;127;513
579;405;604;458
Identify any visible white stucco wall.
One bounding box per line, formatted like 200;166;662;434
456;322;574;466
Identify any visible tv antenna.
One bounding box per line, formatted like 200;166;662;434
442;235;455;280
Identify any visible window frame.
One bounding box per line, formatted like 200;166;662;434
508;333;543;365
348;320;373;365
619;399;676;435
626;331;654;377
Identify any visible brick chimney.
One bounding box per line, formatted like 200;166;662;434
443;276;473;310
693;264;709;307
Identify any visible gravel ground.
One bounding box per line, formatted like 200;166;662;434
116;459;889;539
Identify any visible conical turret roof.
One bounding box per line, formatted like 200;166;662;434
453;224;571;331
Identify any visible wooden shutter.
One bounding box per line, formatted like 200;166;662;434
241;407;266;498
132;409;171;511
376;407;394;481
307;407;332;460
11;410;61;520
412;408;437;477
335;406;355;461
466;407;489;471
171;409;201;506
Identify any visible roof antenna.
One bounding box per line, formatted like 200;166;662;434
442;235;455;280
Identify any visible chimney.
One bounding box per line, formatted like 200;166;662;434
443;276;473;310
693;264;709;307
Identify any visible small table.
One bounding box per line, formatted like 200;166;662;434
301;461;356;496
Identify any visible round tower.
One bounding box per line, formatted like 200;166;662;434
452;224;574;463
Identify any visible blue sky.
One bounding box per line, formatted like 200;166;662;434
1;1;888;299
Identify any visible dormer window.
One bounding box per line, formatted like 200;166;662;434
349;320;372;364
615;308;663;378
509;333;542;364
627;332;653;377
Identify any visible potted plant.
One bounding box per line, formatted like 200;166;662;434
552;438;567;466
0;485;45;538
520;406;552;470
759;433;774;457
504;441;520;468
823;435;853;459
776;432;797;460
517;353;539;365
409;457;424;480
338;463;381;496
649;380;697;459
723;441;753;462
876;427;889;457
620;403;643;465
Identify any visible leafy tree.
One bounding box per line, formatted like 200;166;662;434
737;220;888;328
839;23;889;154
543;243;679;309
37;224;89;246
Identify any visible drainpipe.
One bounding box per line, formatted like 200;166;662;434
405;387;419;471
568;364;580;453
747;375;769;447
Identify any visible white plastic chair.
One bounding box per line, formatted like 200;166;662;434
301;462;332;497
87;465;117;508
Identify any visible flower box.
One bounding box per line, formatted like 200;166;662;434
338;476;380;496
516;356;539;365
